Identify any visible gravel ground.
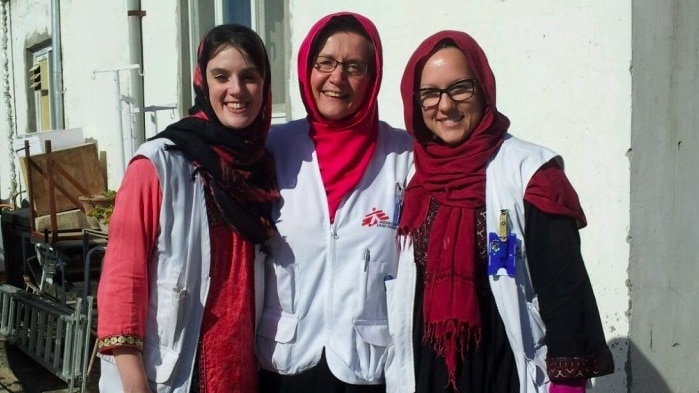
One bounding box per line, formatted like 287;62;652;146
0;336;98;393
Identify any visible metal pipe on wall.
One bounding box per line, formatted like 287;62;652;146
127;0;145;149
50;0;64;129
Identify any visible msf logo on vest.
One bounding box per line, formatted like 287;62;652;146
361;207;396;229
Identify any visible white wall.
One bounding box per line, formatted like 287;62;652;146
0;1;633;390
287;2;631;391
0;0;186;194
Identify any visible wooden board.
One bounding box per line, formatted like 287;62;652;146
19;143;106;217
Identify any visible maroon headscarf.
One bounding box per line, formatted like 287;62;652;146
399;30;510;387
399;30;587;388
298;12;382;222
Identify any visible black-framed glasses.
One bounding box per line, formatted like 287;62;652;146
313;56;370;78
415;78;478;109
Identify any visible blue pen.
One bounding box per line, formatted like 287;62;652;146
363;249;370;272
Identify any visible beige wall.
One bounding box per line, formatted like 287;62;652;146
630;1;699;391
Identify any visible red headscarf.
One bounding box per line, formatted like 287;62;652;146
399;30;510;387
298;12;382;222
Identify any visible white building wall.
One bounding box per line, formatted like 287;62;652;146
0;0;186;193
287;2;630;391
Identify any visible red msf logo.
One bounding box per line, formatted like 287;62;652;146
362;208;389;227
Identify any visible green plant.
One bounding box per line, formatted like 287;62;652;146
87;205;114;224
103;189;117;198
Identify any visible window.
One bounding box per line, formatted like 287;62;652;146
28;48;53;132
188;0;289;123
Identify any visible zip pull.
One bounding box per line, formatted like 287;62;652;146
393;182;405;226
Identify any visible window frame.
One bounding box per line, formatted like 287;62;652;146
30;46;54;132
187;0;289;123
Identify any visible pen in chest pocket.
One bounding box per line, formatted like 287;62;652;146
393;182;404;226
363;248;370;272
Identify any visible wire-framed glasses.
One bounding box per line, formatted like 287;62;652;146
416;78;478;109
313;56;370;78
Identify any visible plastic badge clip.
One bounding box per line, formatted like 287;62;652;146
487;209;516;277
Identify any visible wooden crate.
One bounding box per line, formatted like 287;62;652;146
19;143;105;217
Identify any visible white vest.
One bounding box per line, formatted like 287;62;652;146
385;134;558;393
256;120;413;384
99;139;266;392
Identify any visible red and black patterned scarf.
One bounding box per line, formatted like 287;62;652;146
152;25;278;244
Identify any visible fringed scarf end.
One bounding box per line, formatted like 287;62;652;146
423;320;482;391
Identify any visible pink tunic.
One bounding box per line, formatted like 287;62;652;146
97;157;257;392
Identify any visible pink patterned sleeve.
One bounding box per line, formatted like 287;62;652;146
96;157;162;354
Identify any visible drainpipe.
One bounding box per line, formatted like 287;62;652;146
127;0;145;149
50;0;64;129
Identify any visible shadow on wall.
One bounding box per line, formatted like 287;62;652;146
589;337;672;393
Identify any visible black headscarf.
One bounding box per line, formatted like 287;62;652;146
150;24;278;244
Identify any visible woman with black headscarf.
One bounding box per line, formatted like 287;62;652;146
97;24;278;392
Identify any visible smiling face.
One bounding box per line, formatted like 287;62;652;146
309;31;372;121
206;45;264;129
419;47;484;146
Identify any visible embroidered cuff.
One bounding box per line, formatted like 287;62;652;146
97;334;144;353
547;347;614;382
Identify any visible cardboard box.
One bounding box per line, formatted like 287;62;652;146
13;128;84;157
34;209;91;232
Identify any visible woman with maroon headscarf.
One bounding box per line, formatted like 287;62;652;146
256;12;412;393
384;31;614;393
97;24;278;392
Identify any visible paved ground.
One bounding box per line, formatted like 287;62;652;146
0;336;98;393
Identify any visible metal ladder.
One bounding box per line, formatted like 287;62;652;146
0;284;94;392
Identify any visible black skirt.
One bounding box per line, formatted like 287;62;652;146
258;351;386;393
412;261;520;393
412;202;519;393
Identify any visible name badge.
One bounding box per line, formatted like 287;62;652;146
488;209;516;277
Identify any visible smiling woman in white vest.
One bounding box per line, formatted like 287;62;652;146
384;30;614;393
96;24;279;392
256;11;413;393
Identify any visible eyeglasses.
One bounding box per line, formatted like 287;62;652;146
313;56;370;78
415;78;478;109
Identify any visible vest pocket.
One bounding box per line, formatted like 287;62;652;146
353;319;391;379
256;309;299;371
358;258;395;321
143;341;180;383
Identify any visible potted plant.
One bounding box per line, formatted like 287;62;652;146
80;189;116;231
87;204;114;232
79;189;116;215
